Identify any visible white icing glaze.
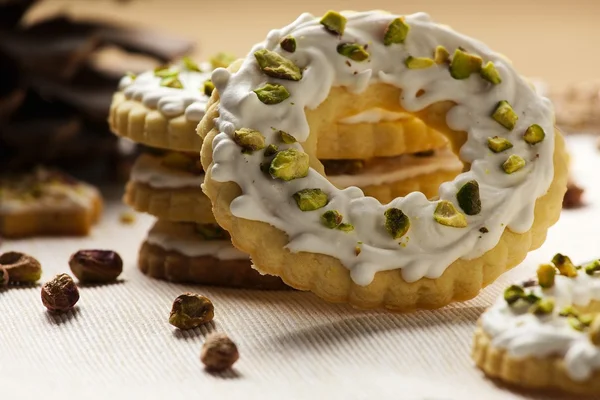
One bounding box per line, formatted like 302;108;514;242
328;148;462;188
339;108;412;124
209;11;555;285
481;274;600;381
130;153;203;189
119;61;212;122
147;221;247;260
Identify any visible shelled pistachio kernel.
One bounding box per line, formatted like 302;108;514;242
504;284;525;305
589;315;600;346
456;180;481;215
264;144;278;157
293;189;328;211
434;45;450;64
41;274;79;312
321;210;343;229
337;43;369;62
523;292;541;305
384;208;410;239
269;148;309;181
279;131;296;144
160;75;183;89
253;83;290;105
449;49;483;80
337;223;355;232
254;49;302;81
210;52;236;69
169;293;214;330
320;10;347;35
480;61;501;84
433;200;467;228
552;253;578;277
280;36;297;53
182;56;201;72
584;260;600;275
384;17;410;45
530;298;555;315
0;251;42;284
203;80;215;96
559;305;579;318
502;155;526;174
154;66;176;78
523;124;545;145
492;100;518;130
487;136;513;153
537;264;557;288
233;128;266;152
405;56;435;69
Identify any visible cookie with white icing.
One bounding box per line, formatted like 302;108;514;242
474;254;600;395
138;220;288;289
199;10;568;310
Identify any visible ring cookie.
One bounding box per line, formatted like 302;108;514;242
200;10;568;310
473;255;600;395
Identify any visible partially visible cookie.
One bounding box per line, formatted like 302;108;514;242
0;167;102;238
138;220;289;289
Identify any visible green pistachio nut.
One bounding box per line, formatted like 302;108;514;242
293;189;328;211
559;305;579;318
552;253;578;277
569;316;587;331
182;56;201;72
433;200;468;228
536;263;557;288
502;155;526;174
160;75;183;89
279;131;297;144
269;148;309;181
449;49;483;80
254;83;290;105
233;128;266;152
280;36;297;53
154;66;177;78
337;43;369;62
169;293;214;330
480;61;502;84
337;223;355;232
203;80;215;96
384;208;410;239
321;210;343;229
383;17;410;45
320;10;347;35
456;180;481;216
584;260;600;275
523;124;545;145
405;56;435;69
492;100;518;130
210;52;237;69
126;71;137;81
434;45;450;64
264;144;278;157
504;284;525;305
487;136;513;153
523;292;541;304
254;49;303;81
530;298;554;315
0;252;42;284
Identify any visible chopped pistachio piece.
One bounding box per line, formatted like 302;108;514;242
434;45;450;64
337;43;369;62
492;100;518;130
279;131;297;144
480;61;502;84
293;189;328;211
154;66;176;78
253;83;290;105
569;316;587;331
280;36;297;53
523;124;546;145
384;208;410;239
254;49;303;81
210;52;236;69
203;80;215;97
580;314;595;327
433;200;467;228
126;71;137;81
530;298;554;315
337;223;354;232
504;284;525;305
264;144;278;157
160;76;183;89
537;264;557;288
269;149;309;181
405;56;435;69
456;180;481;215
233;128;266;152
487;136;513;153
355;244;362;256
589;316;600;345
523;292;541;304
182;56;201;72
321;210;343;229
383;17;410;45
449;49;483;80
502;155;526;174
584;260;600;275
320;10;347;35
552;253;578;277
559;305;579;318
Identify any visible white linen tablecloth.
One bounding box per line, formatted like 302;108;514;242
1;135;599;400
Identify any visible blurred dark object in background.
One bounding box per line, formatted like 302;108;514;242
0;0;194;182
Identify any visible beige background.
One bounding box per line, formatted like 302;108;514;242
30;0;598;88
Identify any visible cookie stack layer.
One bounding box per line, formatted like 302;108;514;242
109;58;288;289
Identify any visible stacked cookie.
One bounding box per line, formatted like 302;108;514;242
109;56;288;289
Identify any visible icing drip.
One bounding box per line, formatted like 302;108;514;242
481;274;600;381
130;153;203;189
119;61;212;122
339;108;412;124
210;11;555;285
